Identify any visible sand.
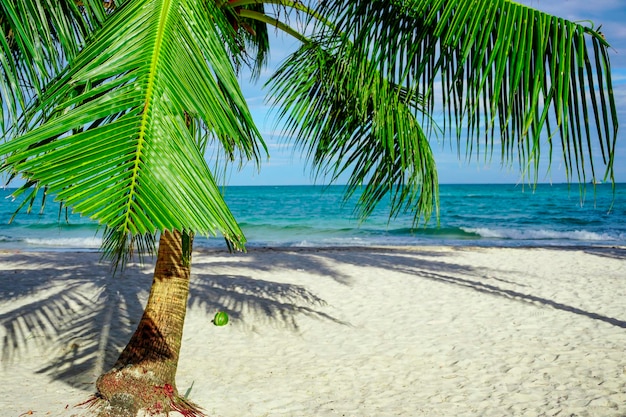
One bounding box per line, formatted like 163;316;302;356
1;246;625;417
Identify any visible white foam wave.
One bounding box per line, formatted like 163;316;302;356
24;236;102;248
463;227;620;242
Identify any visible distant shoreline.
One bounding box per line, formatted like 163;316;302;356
3;182;626;190
2;242;625;255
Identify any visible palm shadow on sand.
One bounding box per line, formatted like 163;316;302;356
1;245;624;393
0;252;149;389
0;249;346;391
311;246;626;329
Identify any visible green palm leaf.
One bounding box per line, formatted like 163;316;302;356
269;39;438;225
0;0;265;264
314;0;617;183
225;1;271;80
270;0;618;226
0;0;110;134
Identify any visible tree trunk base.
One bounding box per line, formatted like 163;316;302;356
78;230;202;416
82;365;204;417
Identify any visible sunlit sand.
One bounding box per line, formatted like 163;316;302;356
1;246;625;416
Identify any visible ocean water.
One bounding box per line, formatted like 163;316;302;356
0;184;624;251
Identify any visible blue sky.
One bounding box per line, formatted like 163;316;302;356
225;1;626;186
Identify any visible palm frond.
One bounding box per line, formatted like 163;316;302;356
314;0;618;185
224;0;326;79
0;0;109;135
0;0;265;266
268;39;438;225
222;1;271;80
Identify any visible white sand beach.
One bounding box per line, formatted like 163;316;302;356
1;246;625;417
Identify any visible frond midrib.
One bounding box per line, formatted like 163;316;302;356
123;0;174;236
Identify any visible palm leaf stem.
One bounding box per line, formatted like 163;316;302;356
228;0;331;26
237;9;307;43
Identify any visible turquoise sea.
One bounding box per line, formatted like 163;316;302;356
0;184;625;251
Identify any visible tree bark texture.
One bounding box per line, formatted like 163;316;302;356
93;230;203;416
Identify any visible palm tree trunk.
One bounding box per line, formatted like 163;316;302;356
94;230;203;417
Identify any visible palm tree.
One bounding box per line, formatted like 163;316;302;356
0;0;618;415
